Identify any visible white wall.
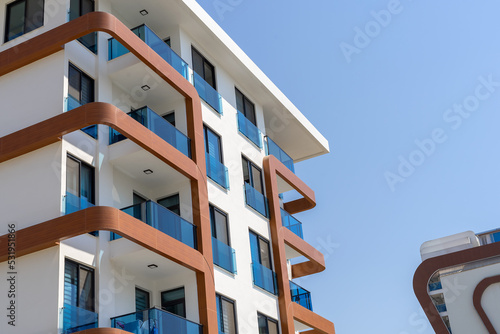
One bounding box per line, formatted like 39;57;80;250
442;261;500;334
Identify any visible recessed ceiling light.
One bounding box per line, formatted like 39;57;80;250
141;85;150;91
147;264;158;269
143;169;153;175
140;9;148;16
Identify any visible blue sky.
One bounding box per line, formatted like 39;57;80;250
196;1;500;333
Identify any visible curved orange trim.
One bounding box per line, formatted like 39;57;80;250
72;329;127;334
263;155;333;334
0;12;217;334
413;241;500;334
292;303;336;334
0;102;198;179
473;275;500;334
0;207;208;272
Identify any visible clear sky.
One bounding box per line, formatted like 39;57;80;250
196;1;500;333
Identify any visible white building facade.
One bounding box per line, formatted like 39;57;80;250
415;229;500;334
0;1;334;334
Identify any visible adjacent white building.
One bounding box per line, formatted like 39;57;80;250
0;0;334;333
415;229;500;334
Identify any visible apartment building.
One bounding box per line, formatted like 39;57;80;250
0;0;334;333
414;229;500;334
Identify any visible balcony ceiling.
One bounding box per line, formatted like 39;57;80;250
106;0;329;162
109;141;188;189
110;238;193;280
108;59;185;110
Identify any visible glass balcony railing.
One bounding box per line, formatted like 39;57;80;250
251;262;278;295
289;281;313;311
193;72;222;115
265;136;294;173
206;153;229;189
111;307;202;334
64;192;94;215
108;24;189;80
212;237;237;274
109;106;191;158
65;96;98;139
280;208;303;239
244;183;268;218
429;281;443;291
61;304;98;334
436;303;447;313
110;201;197;249
237;111;262;148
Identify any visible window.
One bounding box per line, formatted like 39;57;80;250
249;231;272;269
66;155;95;205
135;287;150;312
257;313;279;334
192;47;216;89
235;88;256;125
242;156;263;194
216;294;237;334
68;63;97;138
210;205;229;245
69;63;94;105
64;259;95;312
158;193;180;215
204;125;223;163
69;0;96;53
4;0;44;42
162;111;175;126
161;287;186;317
164;37;171;47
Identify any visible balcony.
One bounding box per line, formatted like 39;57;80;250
65;96;98;139
244;183;268;218
111;307;202;334
265;136;294;173
109;106;191;158
108;24;189;80
61;304;98;334
64;192;94;215
436;303;447;313
206;153;229;189
290;281;313;311
237;111;262;148
193;72;223;115
251;262;278;295
429;281;443;292
212;237;237;274
110;201;197;249
280;208;303;239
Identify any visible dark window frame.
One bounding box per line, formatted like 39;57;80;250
135;286;151;312
242;156;264;194
192;46;216;89
203;124;224;163
161;286;186;318
249;230;272;270
157;193;180;216
216;293;238;334
162;111;175;126
209;204;230;246
64;258;95;312
68;63;95;104
4;0;45;43
257;313;279;334
235;88;256;126
67;154;95;205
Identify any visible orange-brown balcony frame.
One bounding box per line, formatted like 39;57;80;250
0;11;335;334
